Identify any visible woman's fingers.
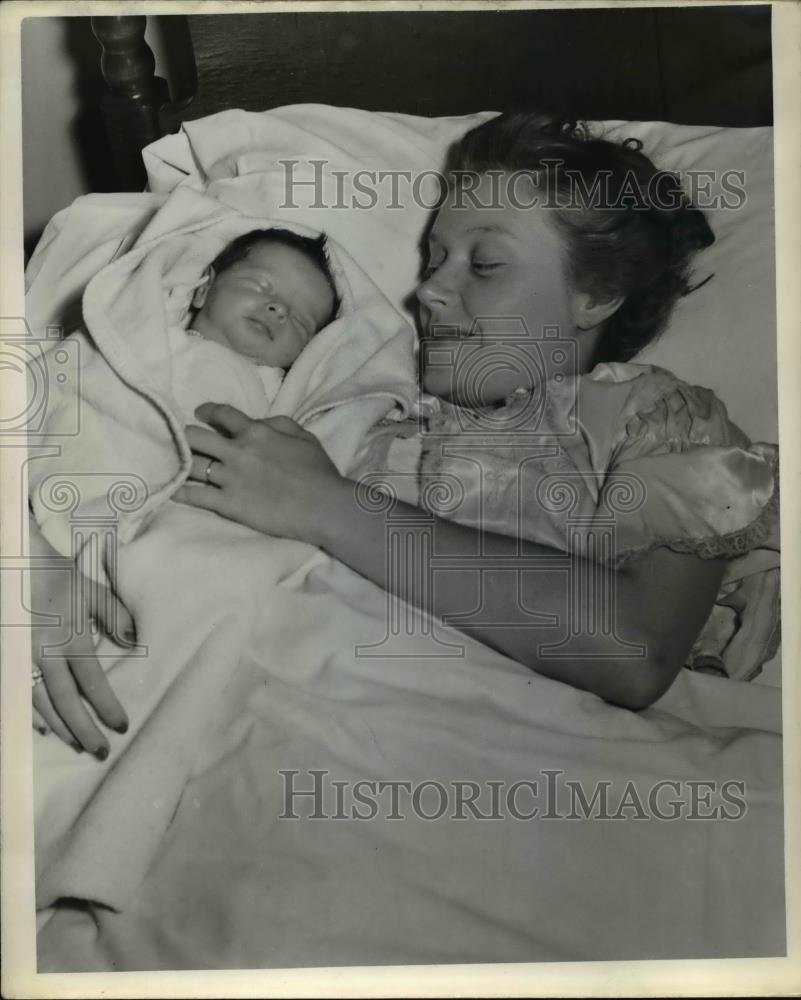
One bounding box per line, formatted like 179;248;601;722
34;654;110;756
28;528;130;755
172;482;226;513
70;652;129;735
33;683;82;749
188;453;226;486
32;704;50;736
193;402;253;439
264;415;312;439
185;423;234;460
32;633;128;752
85;579;136;646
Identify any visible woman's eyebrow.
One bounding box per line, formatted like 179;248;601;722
466;224;518;239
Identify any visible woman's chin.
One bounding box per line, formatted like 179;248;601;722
421;368;458;402
421;343;532;407
422;369;520;409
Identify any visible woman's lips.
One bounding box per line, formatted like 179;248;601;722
423;320;464;339
421;329;478;346
421;312;479;341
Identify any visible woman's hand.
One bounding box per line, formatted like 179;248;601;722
30;517;133;758
173;403;345;545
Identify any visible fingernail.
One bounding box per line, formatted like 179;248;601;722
113;721;129;735
94;746;109;762
70;741;84;754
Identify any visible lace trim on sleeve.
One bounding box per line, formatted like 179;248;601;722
614;449;780;567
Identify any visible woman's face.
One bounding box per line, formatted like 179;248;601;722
416;173;581;405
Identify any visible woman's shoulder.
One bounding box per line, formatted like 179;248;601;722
412;362;748;460
585;362;779;563
580;361;752;455
583;360;711;410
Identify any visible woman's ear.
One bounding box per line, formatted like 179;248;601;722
191;267;215;310
570;289;625;331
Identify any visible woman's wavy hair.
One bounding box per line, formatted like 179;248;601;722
444;112;715;363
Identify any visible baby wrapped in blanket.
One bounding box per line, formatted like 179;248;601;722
171;227;340;422
29;189;419;909
26;186;418;558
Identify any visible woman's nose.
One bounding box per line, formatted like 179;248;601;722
416;267;456;309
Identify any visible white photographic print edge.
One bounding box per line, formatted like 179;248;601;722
1;1;799;996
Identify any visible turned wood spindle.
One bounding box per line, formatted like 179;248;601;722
92;16;169;190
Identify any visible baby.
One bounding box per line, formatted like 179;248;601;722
169;227;341;421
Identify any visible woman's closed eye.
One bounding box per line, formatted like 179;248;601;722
422;258;444;279
471;259;505;275
423;251;505;279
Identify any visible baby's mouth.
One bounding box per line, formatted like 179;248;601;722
248;315;274;340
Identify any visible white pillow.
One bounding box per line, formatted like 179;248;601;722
605;122;776;444
144;107;777;443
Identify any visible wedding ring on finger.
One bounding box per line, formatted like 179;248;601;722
32;666;45;688
204;457;217;485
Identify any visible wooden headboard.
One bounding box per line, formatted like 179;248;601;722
89;6;773;190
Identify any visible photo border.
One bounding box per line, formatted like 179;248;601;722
1;1;799;996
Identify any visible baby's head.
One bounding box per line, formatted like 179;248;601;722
190;228;341;367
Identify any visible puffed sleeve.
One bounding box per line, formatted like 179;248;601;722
604;377;779;565
601;374;780;681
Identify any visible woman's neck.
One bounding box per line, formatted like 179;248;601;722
564;324;602;380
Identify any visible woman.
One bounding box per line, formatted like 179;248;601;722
31;113;779;750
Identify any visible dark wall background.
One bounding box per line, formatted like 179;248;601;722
176;6;772;126
22;5;772;256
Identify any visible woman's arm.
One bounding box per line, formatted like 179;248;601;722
29;513;133;756
313;478;726;710
176;405;726;710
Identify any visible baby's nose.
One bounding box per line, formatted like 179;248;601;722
264;300;287;320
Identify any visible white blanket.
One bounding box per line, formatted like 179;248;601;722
36;539;785;966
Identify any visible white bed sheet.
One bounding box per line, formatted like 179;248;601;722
36;552;784;970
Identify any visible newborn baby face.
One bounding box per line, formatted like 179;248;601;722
192;241;336;367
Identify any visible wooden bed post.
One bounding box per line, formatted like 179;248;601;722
91;15;169;190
